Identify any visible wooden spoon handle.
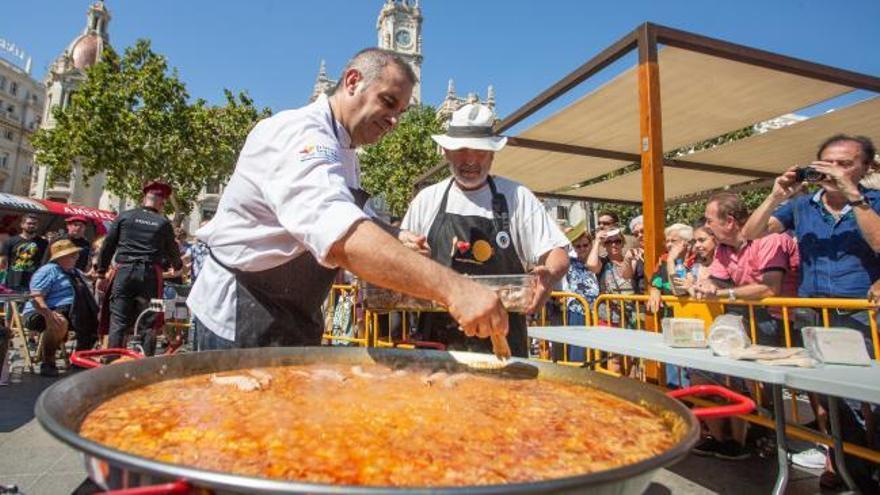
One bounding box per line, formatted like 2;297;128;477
490;333;511;361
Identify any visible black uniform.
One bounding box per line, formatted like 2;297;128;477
97;207;181;353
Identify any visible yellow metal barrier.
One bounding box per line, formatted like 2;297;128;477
589;292;880;463
322;284;370;346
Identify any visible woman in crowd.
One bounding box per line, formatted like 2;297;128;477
561;221;600;361
628;215;646;294
587;227;634;326
646;223;695;315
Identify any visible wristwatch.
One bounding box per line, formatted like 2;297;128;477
727;288;736;302
848;195;869;208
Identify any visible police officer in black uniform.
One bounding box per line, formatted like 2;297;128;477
96;181;182;354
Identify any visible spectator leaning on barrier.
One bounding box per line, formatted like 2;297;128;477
694;192;799;346
646;223;694;315
742;134;880;493
683;218;717;297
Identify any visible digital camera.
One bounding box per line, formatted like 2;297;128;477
795;166;825;183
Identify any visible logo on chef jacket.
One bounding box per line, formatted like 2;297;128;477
452;237;494;265
299;143;341;164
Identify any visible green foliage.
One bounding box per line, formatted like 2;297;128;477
360;105;443;217
32;39;270;217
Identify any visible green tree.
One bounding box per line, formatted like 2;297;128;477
32;39;270;219
360;105;443;217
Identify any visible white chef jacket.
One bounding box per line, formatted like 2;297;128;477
401;176;571;271
187;94;369;341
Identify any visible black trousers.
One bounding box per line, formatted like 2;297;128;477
107;263;159;355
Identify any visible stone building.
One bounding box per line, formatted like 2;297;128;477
30;1;123;211
0;51;44;196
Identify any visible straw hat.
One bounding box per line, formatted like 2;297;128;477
565;220;588;243
49;239;82;262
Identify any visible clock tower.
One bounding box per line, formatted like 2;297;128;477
377;0;423;104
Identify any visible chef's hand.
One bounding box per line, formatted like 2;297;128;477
446;278;507;339
398;230;431;257
868;279;880;306
526;265;553;314
95;274;109;294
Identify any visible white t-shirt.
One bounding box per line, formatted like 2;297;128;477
402;176;570;271
187;94;369;341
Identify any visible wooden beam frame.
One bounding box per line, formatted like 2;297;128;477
506;137;778;180
637;23;665;278
535;192;643;207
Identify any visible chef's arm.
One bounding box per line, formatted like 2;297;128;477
538;248;569;284
327;219;506;338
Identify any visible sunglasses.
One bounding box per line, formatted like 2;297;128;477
574;243;590;249
604;238;623;245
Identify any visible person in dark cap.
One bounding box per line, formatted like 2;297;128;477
96;180;182;354
63;215;92;271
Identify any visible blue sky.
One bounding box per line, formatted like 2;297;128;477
3;0;879;133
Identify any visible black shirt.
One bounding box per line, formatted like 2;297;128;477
2;235;49;290
97;207;182;273
65;236;92;271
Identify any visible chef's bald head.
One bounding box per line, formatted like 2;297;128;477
332;48;417;94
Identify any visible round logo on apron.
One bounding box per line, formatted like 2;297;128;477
496;231;511;249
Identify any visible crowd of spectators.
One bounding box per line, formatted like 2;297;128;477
555;133;879;490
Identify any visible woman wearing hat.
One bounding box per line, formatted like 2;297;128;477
22;239;99;376
402;103;570;357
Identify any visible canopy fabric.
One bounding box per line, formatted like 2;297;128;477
493;46;856;195
570;97;880;201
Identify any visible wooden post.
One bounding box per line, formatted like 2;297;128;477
637;23;665;280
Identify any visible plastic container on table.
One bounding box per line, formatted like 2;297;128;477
661;317;708;348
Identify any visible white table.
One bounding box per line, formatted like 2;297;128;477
529;326;880;494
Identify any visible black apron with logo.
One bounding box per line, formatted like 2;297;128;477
418;176;529;357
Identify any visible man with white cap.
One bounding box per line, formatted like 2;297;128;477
188;49;507;350
402;103;570;357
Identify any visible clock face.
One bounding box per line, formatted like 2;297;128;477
395;30;412;48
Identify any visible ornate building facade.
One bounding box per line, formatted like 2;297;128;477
30;1;123;210
0;55;44;196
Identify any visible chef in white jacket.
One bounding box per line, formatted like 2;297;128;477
188;48;507;349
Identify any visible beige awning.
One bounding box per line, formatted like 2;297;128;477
569;97;880;201
493;46;857;196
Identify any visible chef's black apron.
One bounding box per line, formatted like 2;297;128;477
418;176;529;357
210;99;369;348
210;188;369;348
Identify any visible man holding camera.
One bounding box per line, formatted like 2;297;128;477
743;134;880;492
743;134;880;338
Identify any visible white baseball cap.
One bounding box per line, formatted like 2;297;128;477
432;103;507;152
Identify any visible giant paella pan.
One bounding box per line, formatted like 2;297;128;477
36;347;752;494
